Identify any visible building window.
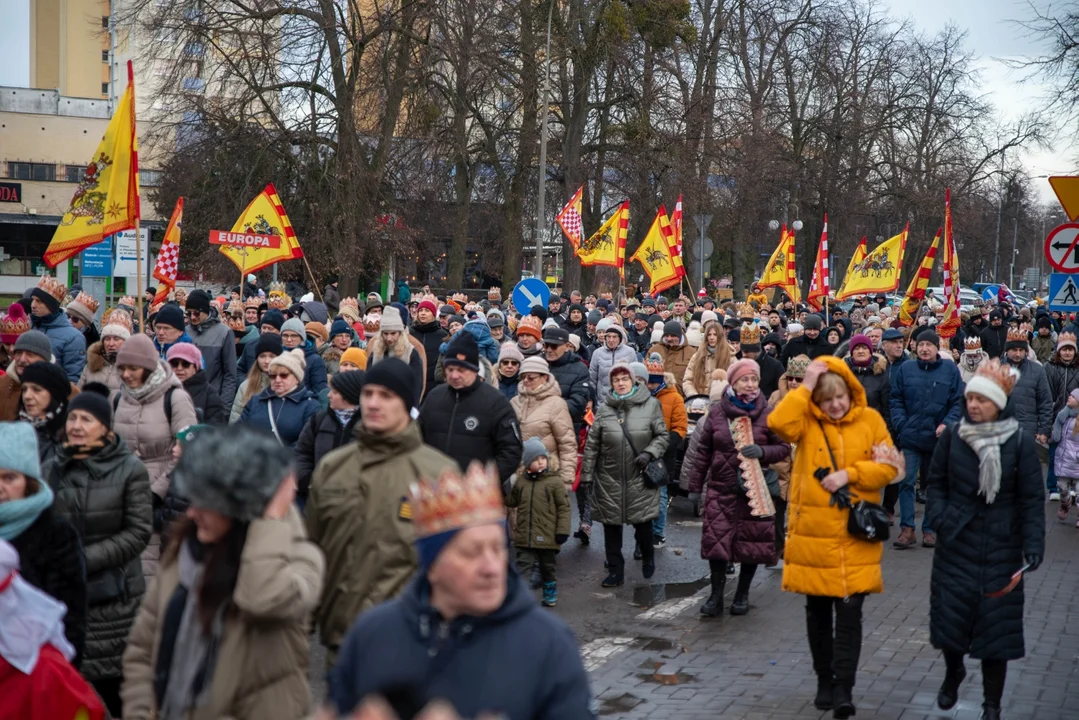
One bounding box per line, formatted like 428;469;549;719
10;162;57;182
139;169;163;187
102;50;109;62
66;165;87;183
102;15;110;28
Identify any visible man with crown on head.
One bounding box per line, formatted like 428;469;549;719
307;357;460;668
958;335;990;384
29;275;86;382
322;461;594;720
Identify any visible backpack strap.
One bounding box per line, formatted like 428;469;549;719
113;386;175;426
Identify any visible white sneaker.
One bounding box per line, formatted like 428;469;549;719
1050;491;1061;502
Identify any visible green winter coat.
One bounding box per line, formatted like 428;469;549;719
1030;334;1055;365
305;421;459;661
505;470;571;550
582;381;669;526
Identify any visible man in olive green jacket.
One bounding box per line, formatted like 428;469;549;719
306;358;459;665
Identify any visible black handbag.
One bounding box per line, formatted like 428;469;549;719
817;420;889;543
617;414;669;488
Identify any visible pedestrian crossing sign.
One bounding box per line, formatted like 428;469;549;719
1049;273;1079;311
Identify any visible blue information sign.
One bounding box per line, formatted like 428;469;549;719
512;278;551;312
80;236;114;276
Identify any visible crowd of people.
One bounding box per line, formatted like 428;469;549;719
0;272;1058;720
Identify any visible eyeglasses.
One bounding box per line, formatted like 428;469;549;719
268;373;292;380
168;359;194;369
500;360;520;366
786;376;803;383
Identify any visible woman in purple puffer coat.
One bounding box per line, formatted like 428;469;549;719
685;358;789;618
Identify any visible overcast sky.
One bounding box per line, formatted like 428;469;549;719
0;0;1070;200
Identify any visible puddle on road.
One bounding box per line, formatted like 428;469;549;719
636;661;697;686
632;577;709;608
598;693;644;715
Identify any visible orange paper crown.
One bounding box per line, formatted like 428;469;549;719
964;335;982;351
410;461;505;539
118;296;136;309
244;296;262;310
69;291;100;316
517;315;543;339
973;358;1019;397
267;281;290;310
741;322;762;346
36;274;67;303
1006;326;1029;344
101;307;133;333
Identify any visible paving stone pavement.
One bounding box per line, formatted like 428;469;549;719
585;504;1079;720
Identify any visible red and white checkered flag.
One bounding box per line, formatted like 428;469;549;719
153;198;183;304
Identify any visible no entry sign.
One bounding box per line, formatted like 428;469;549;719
1044;223;1079;273
208;230;282;249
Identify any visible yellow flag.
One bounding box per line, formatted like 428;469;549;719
838;236;867;297
577;201;629;276
219;183;303;274
630;206;680;294
759;226;793;289
44;63;139;267
835;225;908;300
897;230;941;327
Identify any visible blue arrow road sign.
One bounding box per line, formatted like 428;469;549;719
512;278;550;312
1048;273;1079;312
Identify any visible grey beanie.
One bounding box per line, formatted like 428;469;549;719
281;317;306;337
172;425;293;522
804;314;823;331
13;330;52;362
586;309;602;325
0;422;41;479
522;436;548;470
629;361;649;383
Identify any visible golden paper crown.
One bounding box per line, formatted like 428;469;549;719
118;296;136;309
741;322;762;346
1006;326;1029;344
244;296;262;310
410;461;505;539
0;304;31;338
964;335;982;351
70;291;100;315
1058;331;1077;350
973;358;1019;397
36;274;67;303
737;302;754;319
267;281;290;310
101;307;133;332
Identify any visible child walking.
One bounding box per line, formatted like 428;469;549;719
506;438;571;606
1053;388;1079;524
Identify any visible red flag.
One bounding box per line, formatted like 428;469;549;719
807;215;830;310
152;198;183;304
939;188;962;338
556;186;585;249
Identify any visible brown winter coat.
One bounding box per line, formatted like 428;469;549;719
685;391;790;564
306;421;459;661
511;377;578;491
648;341;694;395
121;508;325;720
78;341;122;397
683;326;733;397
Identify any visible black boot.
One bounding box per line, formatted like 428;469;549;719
729;563;756;615
980;701;1001;720
700;568;725;617
937;664;966;710
814;676;833;710
832;683;855;718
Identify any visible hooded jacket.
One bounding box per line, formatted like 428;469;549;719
844;354;890;416
328;569;593;720
582;380;669;526
79;340;122;397
300;340;329;395
411;319;448;393
180;370;228;425
185;312;238;405
889;354;964;453
121;508;324;720
294;408;362;499
34;311;87;382
980;321;1008;359
589;327;638;404
1047;352;1079;416
511;377;578;491
547;350;590;428
780;331;834;367
767;356;901;598
306;423;459;658
647;339;693;394
506;468;572;551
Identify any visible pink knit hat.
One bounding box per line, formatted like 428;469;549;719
726;358;760;387
166;341;204;370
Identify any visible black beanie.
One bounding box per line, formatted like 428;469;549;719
444;331;480;372
330;369;365;406
530;306;548;322
30;287;61;314
68;381;113;428
727;327;741;342
186;289;212;315
364;356;417;410
20;361;70;404
663;320;683;338
156;304;186;331
915;329;940;348
255;332;283;358
260;309;285;330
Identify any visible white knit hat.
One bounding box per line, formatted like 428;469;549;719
379;306;406;333
519;356;550;377
269;348;307;383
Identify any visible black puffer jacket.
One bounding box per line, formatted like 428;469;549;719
980;323;1008;359
294;408;361;497
755;352;785;399
845;355;890;417
780;333;834;367
9;508;87;664
926;417;1045;660
1005;357;1053;438
181;370;228;425
411;320;448;396
45;434;152;681
1045;354;1079;416
419;379;523;484
548;350;591;428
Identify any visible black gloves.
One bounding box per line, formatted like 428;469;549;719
556;534;569;545
1025;553;1042;572
635;452;652;470
739;444;764;459
829;486;852;509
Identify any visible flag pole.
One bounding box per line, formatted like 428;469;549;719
135;218;143;327
129;60;144;329
302;256;324;302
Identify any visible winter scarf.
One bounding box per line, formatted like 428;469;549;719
155;538;226;720
333;407;357;427
610;383;639;401
0;481;53;541
726;384;760;411
125;362;169;403
956;417;1020;505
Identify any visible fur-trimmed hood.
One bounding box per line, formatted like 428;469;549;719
85;340;112;373
367;329;414;363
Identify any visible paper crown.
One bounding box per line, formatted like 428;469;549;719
225;299;245;316
410;461;505;539
645;352;664;376
964;336;982;351
70;291;100;315
1058;331;1078;351
741;322;762;346
737;302;754;318
488;286;502;300
0;304;31;340
517;315;543;337
118;296;136;309
101;307;133;332
36;274;67;303
267;281;290;310
244;296;262;310
972;358;1019;397
363;314;381;333
1006;326;1029;344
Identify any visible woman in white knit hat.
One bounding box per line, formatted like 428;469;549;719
239;348;320;453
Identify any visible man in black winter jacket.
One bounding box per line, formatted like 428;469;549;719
419;331;522;487
779;313;834;367
980;309;1008;359
542;327;591;430
294;370;363;499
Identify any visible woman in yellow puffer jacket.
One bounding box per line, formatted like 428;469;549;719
767;355;903;719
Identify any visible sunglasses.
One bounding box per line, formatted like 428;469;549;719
500;360;520;366
268;372;293;381
168;359;194;369
786;376;803;383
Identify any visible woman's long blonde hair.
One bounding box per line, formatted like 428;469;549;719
241;357;271;405
690;321;732;393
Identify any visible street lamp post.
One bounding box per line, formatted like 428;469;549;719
533;0;554;280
